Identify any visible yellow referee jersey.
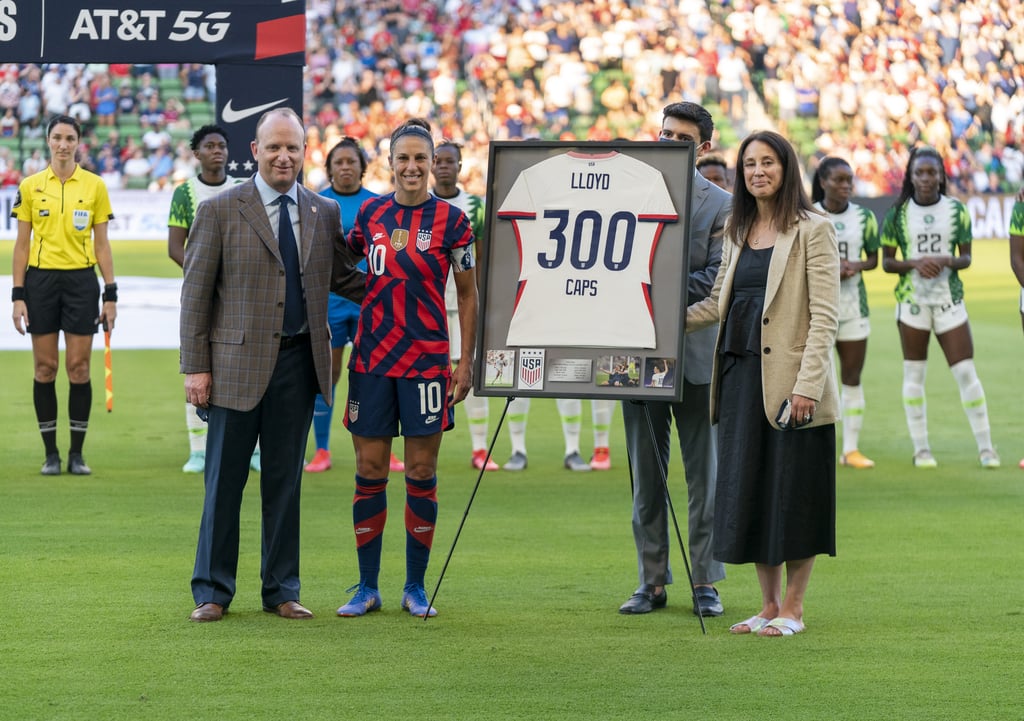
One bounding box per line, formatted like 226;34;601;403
11;165;115;270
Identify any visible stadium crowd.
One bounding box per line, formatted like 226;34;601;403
1;0;1021;197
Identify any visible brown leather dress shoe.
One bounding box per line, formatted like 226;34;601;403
264;600;314;619
190;602;224;622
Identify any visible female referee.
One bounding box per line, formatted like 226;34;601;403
11;114;117;476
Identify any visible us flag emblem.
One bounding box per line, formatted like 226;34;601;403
517;349;545;390
416;229;432;251
348;400;359;422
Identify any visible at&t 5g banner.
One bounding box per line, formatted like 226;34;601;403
0;0;304;65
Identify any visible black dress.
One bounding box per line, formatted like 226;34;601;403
713;245;836;566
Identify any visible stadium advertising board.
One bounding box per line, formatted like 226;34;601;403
476;141;695;403
0;0;304;180
0;0;304;64
0;188;173;240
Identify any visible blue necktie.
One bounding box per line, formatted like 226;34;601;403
276;195;305;336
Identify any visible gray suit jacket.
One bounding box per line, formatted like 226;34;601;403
683;172;732;385
179;180;365;412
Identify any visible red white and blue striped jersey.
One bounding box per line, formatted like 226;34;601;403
346;193;474;378
497;151;679;348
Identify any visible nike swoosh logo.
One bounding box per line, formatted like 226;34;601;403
221;97;289;123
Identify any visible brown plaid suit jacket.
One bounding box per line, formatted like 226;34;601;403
179;180;365;412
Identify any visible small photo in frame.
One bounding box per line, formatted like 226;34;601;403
596;355;641;387
644;358;675;389
485;350;514;387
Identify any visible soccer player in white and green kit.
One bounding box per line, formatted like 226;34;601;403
1009;190;1024;469
881;146;999;469
812;157;879;469
167;125;249;474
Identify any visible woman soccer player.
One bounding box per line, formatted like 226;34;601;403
811;157;880;469
881;146;999;469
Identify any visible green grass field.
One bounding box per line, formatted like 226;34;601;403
1;240;1022;720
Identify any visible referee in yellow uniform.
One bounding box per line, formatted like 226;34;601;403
10;115;117;476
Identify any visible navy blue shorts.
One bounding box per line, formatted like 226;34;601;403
344;371;453;437
24;267;100;335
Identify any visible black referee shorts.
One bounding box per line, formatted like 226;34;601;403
24;267;101;335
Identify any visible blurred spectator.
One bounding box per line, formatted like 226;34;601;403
164;97;190;131
91;73;119;126
22;148;46;176
116;80;137;115
148;144;174;191
1;107;19;137
122;147;151;184
97;147;123;189
0;147;20;187
181;64;209;102
141;120;172;151
140;94;165;126
0;70;22;112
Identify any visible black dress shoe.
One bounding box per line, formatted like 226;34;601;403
67;453;92;475
692;586;723;617
618;585;668;614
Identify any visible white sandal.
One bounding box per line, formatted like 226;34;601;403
758;616;805;637
729;615;770;634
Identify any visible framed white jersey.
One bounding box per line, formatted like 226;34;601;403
497;151;679;348
476;141;695;404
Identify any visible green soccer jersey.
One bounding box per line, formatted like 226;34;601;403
437;187;484;312
815;200;879;321
1010;200;1024;237
168;175;245;230
881;195;971;306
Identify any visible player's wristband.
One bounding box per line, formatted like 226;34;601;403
102;283;118;303
12;286;25;302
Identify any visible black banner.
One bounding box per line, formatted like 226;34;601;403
0;0;304;65
215;63;303;174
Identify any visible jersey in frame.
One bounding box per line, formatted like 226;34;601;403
497;151;679;348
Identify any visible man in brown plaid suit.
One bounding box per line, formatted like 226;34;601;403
180;108;365;622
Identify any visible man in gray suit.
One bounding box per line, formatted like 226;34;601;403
180;108;365;622
619;102;732;616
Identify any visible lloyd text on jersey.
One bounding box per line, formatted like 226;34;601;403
570;172;611;190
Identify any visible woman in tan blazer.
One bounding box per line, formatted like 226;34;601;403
687;130;840;637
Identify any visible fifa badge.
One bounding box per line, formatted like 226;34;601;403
73;209;90;231
390;229;409;251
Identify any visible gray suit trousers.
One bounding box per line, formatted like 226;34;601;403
622;379;725;587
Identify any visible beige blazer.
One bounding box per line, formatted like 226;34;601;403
686;212;840;429
179;180;365;412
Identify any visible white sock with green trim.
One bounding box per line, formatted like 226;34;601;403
902;360;929;453
506;397;530;455
463;389;489;452
841;384;865;455
591;399;614;450
557;398;581;455
186;402;207;453
950;359;992;452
